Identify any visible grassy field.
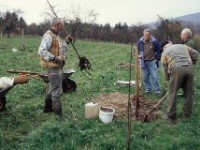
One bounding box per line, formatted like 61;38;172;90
0;36;200;150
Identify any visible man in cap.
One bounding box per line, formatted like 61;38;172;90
38;17;72;120
161;41;198;121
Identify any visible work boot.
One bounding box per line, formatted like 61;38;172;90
43;94;53;113
56;111;66;121
167;114;176;123
58;114;66;122
53;106;66;121
184;113;191;118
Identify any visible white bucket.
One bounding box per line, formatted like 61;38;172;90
99;107;115;124
85;102;99;119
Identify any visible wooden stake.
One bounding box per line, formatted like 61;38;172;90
127;44;133;150
139;59;142;85
135;47;139;120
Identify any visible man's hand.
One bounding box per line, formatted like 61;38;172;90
57;55;65;61
59;56;66;66
51;55;65;63
65;35;73;44
138;55;142;59
56;56;65;66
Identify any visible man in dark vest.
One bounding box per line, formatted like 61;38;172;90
38;17;72;120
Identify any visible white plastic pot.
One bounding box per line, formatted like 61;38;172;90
85;102;99;119
99;107;115;124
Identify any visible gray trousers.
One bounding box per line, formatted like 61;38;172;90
168;66;194;119
47;67;63;115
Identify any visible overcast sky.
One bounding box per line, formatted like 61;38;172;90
0;0;199;26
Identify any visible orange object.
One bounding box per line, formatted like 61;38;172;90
13;75;29;85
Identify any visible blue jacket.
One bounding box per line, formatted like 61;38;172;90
137;36;161;68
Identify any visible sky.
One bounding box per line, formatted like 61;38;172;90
0;0;199;26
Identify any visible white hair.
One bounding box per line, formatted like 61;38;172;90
51;17;63;26
181;28;192;38
143;29;151;34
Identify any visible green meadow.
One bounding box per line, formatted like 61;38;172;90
0;36;200;150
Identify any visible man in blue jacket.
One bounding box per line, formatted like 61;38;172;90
137;29;161;94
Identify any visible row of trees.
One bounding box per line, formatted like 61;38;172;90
0;10;27;38
26;19;198;45
0;9;199;45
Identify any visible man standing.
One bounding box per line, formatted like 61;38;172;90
179;28;196;96
38;17;72;120
180;28;195;48
137;29;161;94
161;41;198;121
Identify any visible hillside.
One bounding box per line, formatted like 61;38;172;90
175;12;200;25
147;12;200;29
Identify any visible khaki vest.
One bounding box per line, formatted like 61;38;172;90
40;30;60;68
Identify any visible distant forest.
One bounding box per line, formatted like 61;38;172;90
1;10;200;45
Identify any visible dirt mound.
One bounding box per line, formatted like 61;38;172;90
93;93;162;122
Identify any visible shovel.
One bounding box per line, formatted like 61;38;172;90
143;92;169;122
161;80;168;97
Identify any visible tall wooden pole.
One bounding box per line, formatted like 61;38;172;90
135;47;139;120
127;44;133;150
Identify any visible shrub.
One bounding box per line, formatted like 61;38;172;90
193;34;200;52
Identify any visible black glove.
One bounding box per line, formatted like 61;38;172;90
50;56;64;65
61;60;65;67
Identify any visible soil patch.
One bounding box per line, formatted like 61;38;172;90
92;93;162;122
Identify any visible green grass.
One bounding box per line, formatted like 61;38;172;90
0;36;200;150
